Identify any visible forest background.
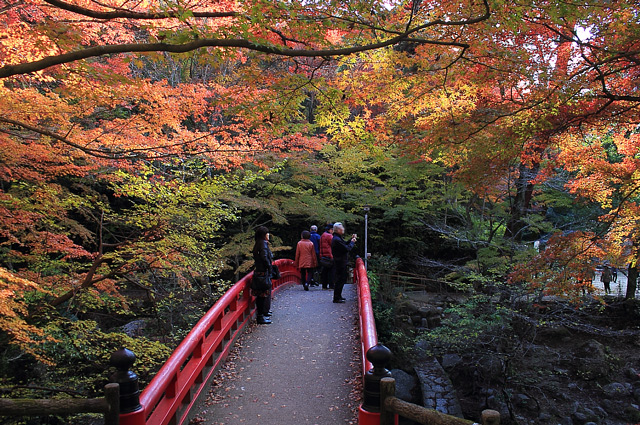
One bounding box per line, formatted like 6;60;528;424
1;0;640;422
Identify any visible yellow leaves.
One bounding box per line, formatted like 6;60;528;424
413;85;479;131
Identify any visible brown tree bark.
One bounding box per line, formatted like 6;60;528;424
627;262;638;300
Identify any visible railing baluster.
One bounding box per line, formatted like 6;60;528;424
166;373;177;399
194;337;203;358
229;296;237;311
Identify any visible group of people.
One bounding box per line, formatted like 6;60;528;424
251;222;357;325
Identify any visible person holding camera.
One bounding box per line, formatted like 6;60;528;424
331;222;356;303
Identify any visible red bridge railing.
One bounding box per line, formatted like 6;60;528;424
353;257;386;425
354;257;377;376
119;259;300;425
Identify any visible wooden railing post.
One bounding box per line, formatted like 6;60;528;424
104;383;121;425
481;410;500;425
380;377;396;425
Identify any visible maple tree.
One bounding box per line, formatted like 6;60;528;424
2;0;640;406
321;0;640;297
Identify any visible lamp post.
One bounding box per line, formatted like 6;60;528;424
363;205;370;270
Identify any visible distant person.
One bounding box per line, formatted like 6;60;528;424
601;265;612;294
319;223;335;290
309;225;322;286
294;230;318;291
611;266;618;283
331;222;356;303
310;225;321;255
252;226;274;324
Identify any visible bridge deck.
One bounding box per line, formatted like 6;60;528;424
191;283;360;425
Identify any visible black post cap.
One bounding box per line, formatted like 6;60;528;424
109;347;142;413
110;347;136;371
367;343;392;369
362;343;393;413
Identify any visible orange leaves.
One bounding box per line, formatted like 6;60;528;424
558;130;640;210
509;231;605;300
0;267;56;364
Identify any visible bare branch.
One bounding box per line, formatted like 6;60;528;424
41;0;239;20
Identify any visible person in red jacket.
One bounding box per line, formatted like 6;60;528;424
294;230;318;291
319;223;335;290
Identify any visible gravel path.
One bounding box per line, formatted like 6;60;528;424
192;283;360;425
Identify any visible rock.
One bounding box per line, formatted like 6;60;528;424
572;405;600;425
572;412;587;424
475;355;504;381
391;369;417;403
634;388;640;402
601;399;621;414
592;406;607;419
582;407;596;419
560;416;574;425
121;319;148;337
538;412;552;421
413;340;432;360
626;367;640;381
602;382;630;398
427;316;442;328
514;393;535;410
573;340;610;380
418;306;439;317
538;324;572;340
625;405;640;422
487;395;510;419
441;354;462;371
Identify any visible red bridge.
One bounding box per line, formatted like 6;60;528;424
108;258;499;425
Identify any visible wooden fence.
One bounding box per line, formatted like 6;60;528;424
0;383;120;425
377;270;452;293
380;378;499;425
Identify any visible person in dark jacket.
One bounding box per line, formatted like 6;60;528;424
309;225;322;286
331;222;356;303
252;226;274;324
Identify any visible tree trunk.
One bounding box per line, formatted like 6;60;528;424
627;263;638;299
504;162;539;241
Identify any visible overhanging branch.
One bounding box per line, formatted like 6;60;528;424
0;36;410;78
0;0;492;78
42;0;239;20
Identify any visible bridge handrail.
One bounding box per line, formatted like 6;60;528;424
123;259;299;425
354;257;377;376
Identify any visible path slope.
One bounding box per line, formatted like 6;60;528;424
194;283;359;425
